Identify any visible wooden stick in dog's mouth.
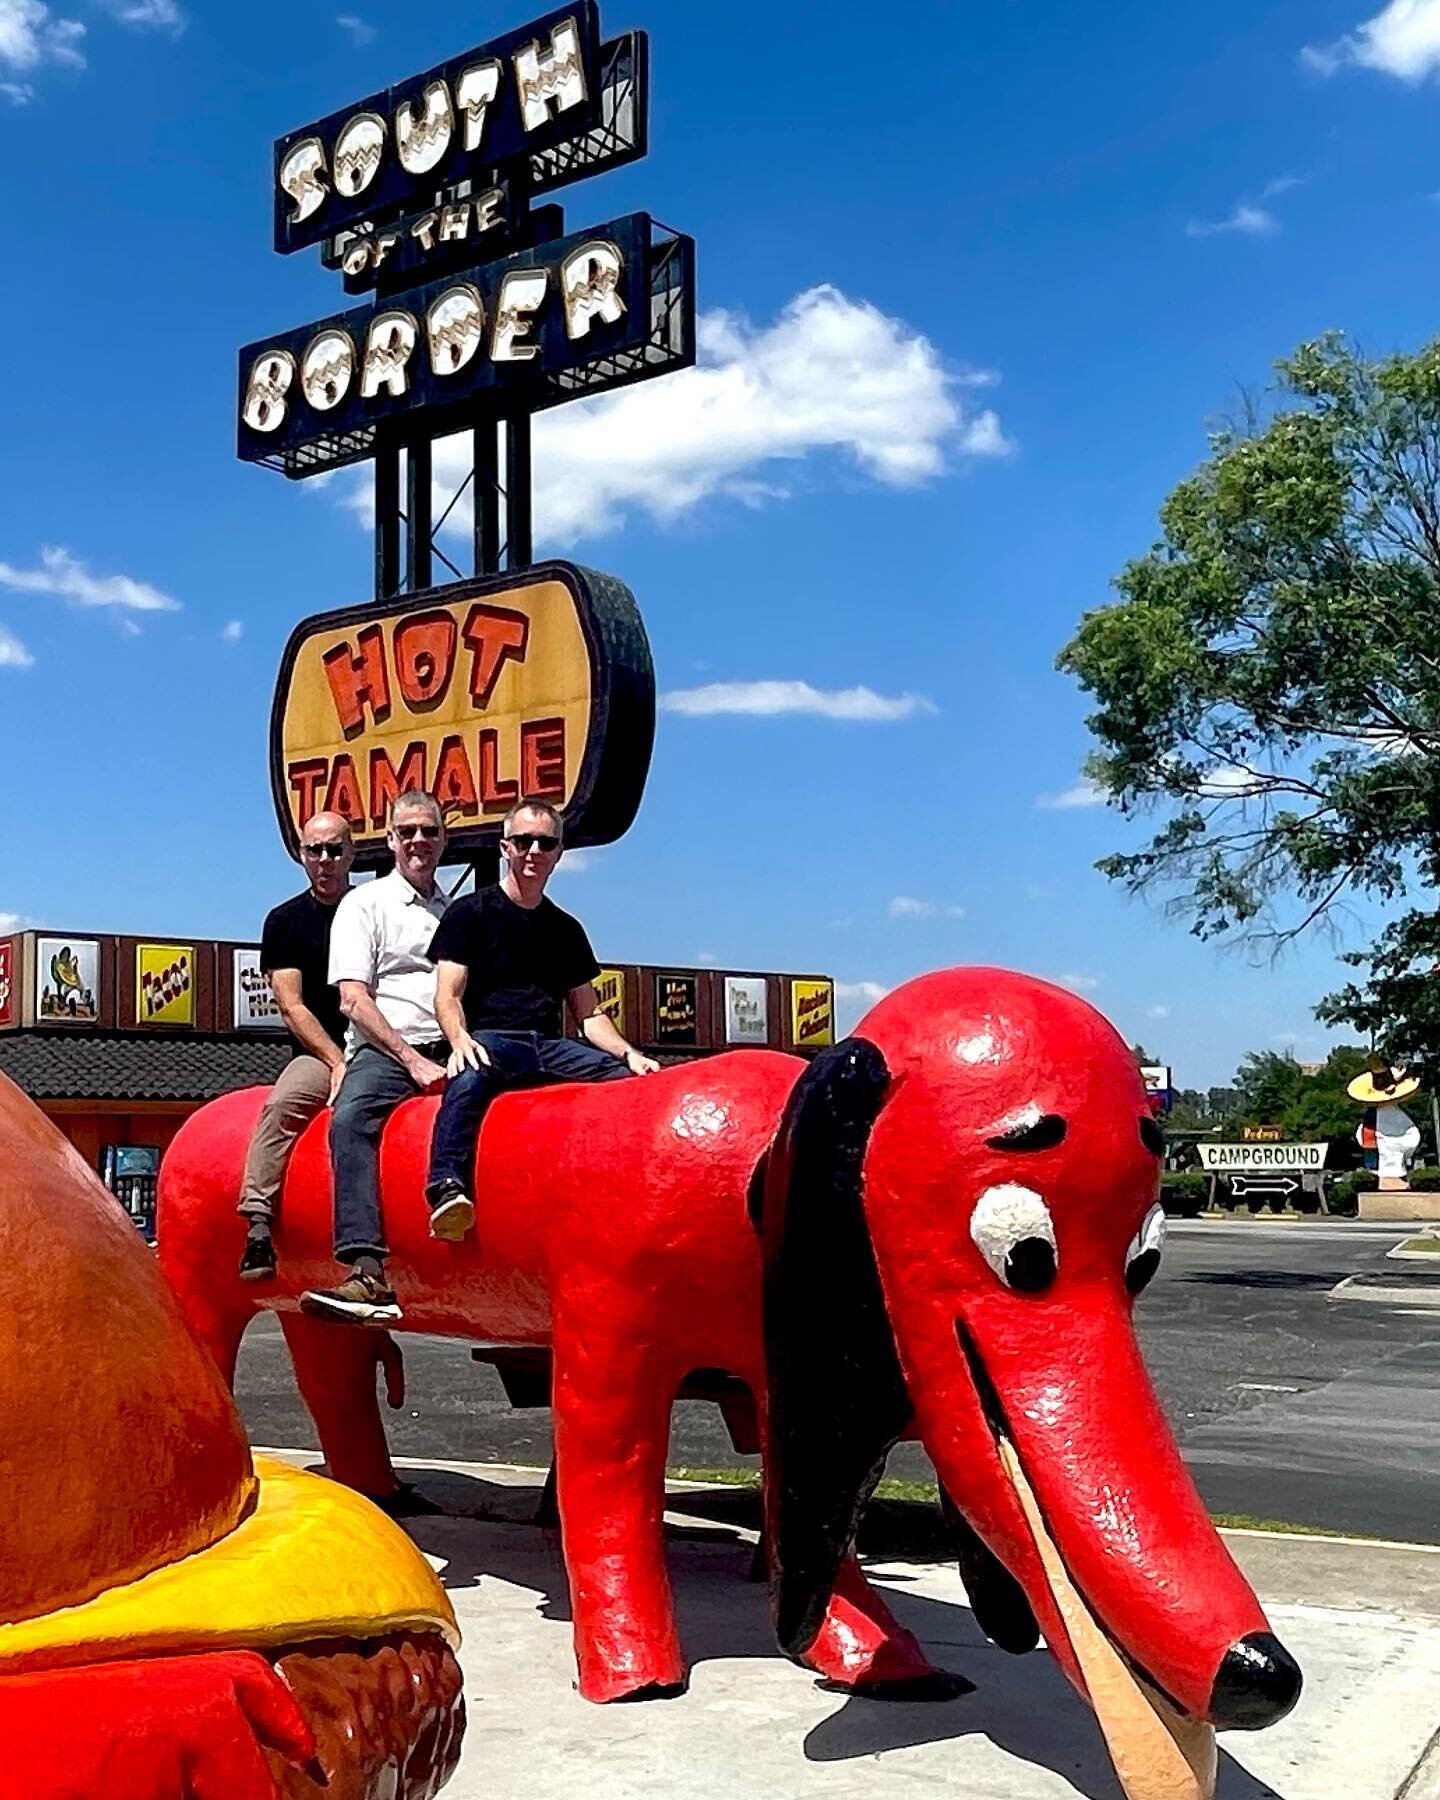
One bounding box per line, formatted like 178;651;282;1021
997;1438;1217;1800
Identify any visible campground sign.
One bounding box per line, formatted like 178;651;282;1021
1197;1143;1329;1172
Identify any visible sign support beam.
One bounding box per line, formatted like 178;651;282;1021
375;441;401;600
406;437;433;592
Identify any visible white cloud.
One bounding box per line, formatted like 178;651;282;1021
1186;204;1279;239
0;546;179;613
1055;971;1101;993
1271;1030;1306;1046
1304;0;1440;80
888;896;966;921
1146;1004;1172;1020
337;12;375;44
220;619;243;643
0;623;34;668
1;77;31;100
661;680;936;723
696;950;717;965
0;910;28;930
1036;777;1106;810
0;0;84;74
1197;762;1282;798
101;0;184;28
835;978;890;1033
384;285;1010;545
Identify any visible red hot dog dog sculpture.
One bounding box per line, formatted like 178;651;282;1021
160;968;1300;1799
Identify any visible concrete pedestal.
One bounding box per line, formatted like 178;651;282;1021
1358;1190;1440;1222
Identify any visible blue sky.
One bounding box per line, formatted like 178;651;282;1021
2;0;1438;1086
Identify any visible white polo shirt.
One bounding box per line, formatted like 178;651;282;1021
328;869;449;1054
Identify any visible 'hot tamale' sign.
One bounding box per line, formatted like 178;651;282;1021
270;561;653;869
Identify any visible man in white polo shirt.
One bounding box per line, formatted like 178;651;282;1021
301;788;454;1325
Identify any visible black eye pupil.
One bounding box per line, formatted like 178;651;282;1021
987;1114;1067;1152
1139;1115;1164;1157
1005;1237;1057;1294
1126;1248;1160;1295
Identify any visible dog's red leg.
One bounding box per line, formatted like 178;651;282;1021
278;1310;402;1500
802;1554;944;1689
551;1308;686;1702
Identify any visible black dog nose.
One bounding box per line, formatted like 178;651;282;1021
1209;1632;1303;1729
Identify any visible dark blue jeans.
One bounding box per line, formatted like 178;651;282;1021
330;1041;447;1262
428;1030;632;1200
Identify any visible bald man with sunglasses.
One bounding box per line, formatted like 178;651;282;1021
235;811;355;1283
424;799;659;1236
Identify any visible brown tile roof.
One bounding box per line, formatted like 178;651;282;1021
0;1032;291;1102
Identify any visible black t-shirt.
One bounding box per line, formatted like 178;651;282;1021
426;886;600;1038
260;889;347;1056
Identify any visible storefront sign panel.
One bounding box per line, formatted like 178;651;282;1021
36;936;100;1023
790;978;834;1049
0;939;13;1029
724;976;768;1045
593;967;625;1035
234;948;285;1030
136;944;196;1027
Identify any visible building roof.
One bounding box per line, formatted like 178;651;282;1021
0;1032;291;1103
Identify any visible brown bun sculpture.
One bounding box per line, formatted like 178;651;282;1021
0;1070;464;1799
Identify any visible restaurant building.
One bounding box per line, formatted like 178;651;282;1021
0;926;834;1232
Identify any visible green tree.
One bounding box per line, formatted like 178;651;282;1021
1057;333;1440;1067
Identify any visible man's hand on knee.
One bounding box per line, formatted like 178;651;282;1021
446;1034;491;1079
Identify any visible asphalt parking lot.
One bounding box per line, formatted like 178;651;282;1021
234;1218;1440;1543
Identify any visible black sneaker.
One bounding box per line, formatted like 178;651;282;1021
238;1233;277;1283
427;1181;476;1243
300;1270;403;1325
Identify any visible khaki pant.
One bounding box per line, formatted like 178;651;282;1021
237;1054;332;1222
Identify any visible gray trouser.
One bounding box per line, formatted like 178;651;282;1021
236;1054;332;1222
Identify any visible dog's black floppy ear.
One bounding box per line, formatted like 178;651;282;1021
760;1037;911;1660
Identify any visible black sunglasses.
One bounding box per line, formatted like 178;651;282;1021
302;842;348;860
394;823;441;840
506;832;561;852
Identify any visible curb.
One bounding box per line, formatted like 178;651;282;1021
1328;1274;1440;1309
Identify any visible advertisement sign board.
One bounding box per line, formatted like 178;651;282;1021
724;976;768;1046
37;937;100;1023
271;6;605;255
240;213;685;471
0;939;13;1029
593;967;625;1036
1198;1143;1329;1172
136;944;196;1027
233;948;285;1030
652;973;698;1047
790;978;834;1050
271;564;653;868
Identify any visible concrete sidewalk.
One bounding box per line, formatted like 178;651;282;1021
267;1451;1440;1800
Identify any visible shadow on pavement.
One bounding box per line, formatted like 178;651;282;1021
379;1464;1288;1800
1181;1270;1344;1290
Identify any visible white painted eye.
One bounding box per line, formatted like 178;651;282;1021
970;1185;1058;1295
1125;1203;1166;1296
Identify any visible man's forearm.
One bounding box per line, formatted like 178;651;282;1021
278;1001;345;1068
436;990;470;1050
581;1011;633;1061
343;989;421;1065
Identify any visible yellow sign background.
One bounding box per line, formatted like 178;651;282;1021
791;978;834;1049
593;968;625;1036
137;943;195;1027
278;579;593;856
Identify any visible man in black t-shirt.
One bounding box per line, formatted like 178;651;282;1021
424;799;659;1240
235;811;355;1280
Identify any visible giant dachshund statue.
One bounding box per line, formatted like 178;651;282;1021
159;968;1301;1798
